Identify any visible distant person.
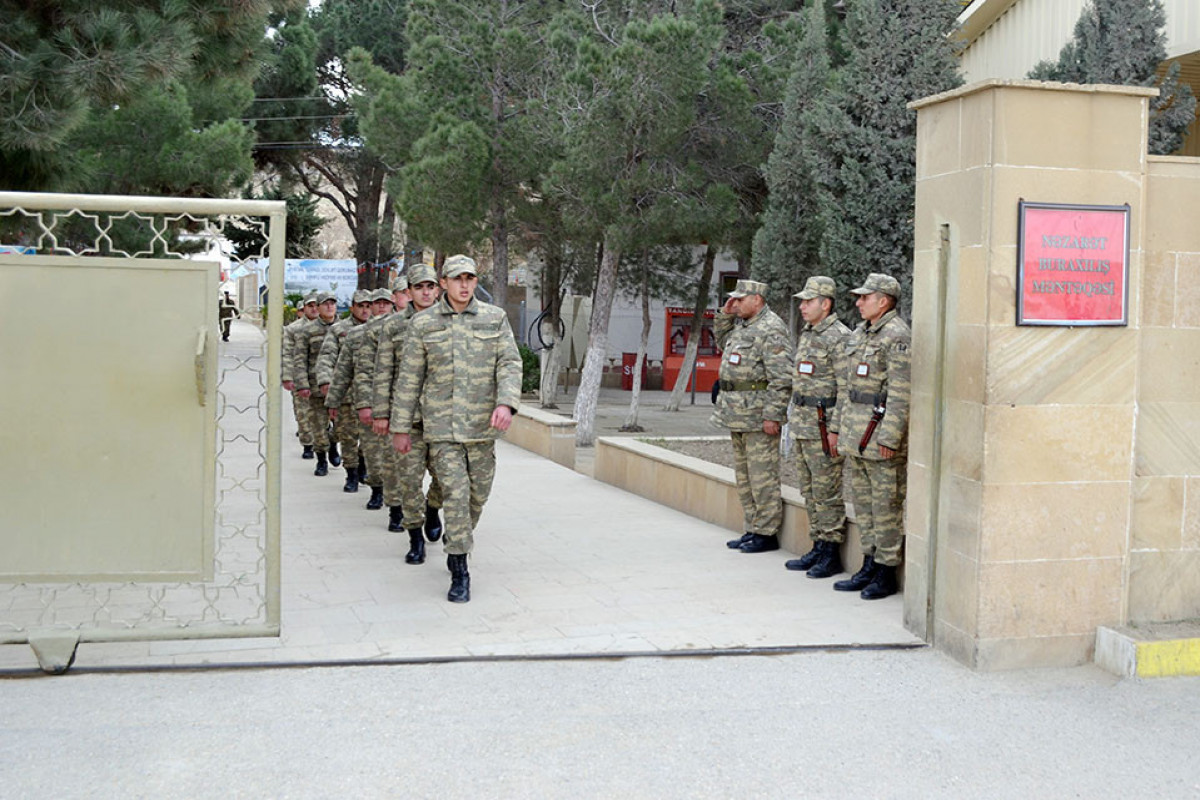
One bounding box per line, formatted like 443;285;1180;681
282;293;320;459
218;291;240;342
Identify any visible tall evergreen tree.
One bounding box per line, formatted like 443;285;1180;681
1028;0;1196;155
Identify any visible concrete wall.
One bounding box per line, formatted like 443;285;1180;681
907;79;1199;670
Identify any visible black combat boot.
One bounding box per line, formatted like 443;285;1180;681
387;505;404;532
405;528;425;565
785;541;822;572
834;555;876;592
807;541;844;579
365;486;383;510
424;506;443;542
328;441;342;467
860;564;899;600
314;451;328;477
302;445;315;460
726;532;754;549
739;534;780;553
447;554;470;603
343;465;359;493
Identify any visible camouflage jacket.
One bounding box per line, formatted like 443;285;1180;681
389;296;522;442
315;316;365;388
292;316;335;392
372;307;414;419
710;306;792;431
788;313;850;441
833;309;911;460
351;312;392;411
325;323;371;409
281;317;306;384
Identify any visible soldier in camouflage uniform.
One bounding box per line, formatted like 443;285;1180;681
712;279;793;554
318;290;372;477
391;255;521;602
282;294;319;459
293;291;339;476
350;286;400;510
373;265;445;559
324;289;375;493
785;276;851;579
218;291;240;341
829;273;910;600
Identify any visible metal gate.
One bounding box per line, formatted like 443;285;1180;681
0;192;285;672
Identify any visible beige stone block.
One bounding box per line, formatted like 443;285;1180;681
992;88;1148;172
1131;476;1184;551
1184;477;1200;550
1140;251;1176;329
915;168;990;250
909;390;935;469
959;88;994;170
915;98;961;179
985;405;1132;484
987;326;1136;406
954;246;989;326
980;482;1129;562
934;619;979;668
944;399;985;483
905;461;932;542
934;549;979;636
941;474;982;562
1128;550;1200;622
977;558;1123;639
1146;168;1200;253
1135;402;1200;476
1174;253;1200;329
902;556;929;639
946;323;986;405
974;634;1095;670
987;246;1018;326
1137;328;1200;402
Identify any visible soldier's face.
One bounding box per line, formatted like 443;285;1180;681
392;290;410;311
856;292;889;323
373;299;393;317
303;303;319;320
410;280;439;311
440;273;477;310
351;301;372;322
736;294;764;319
799;297;829;325
319;300;337;321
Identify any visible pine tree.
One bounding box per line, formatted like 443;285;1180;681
1028;0;1197;155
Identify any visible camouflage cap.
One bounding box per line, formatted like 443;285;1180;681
302;292;319;307
391;273;409;292
408;262;437;286
442;254;478;279
794;275;837;300
371;288;393;302
850;273;901;299
728;278;769;299
316;291;337;304
352;289;373;304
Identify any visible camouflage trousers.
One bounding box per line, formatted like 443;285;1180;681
330;403;360;469
360;424;388;489
730;430;782;537
794;438;846;543
845;454;907;567
396;425;444;529
307;394;331;452
291;390;314;446
428;441;495;556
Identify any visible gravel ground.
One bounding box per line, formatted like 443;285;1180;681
641;436;803;489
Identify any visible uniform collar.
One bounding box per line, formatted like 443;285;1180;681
437;295;479;316
865;309;897;333
809;312;839;333
743;304;769;325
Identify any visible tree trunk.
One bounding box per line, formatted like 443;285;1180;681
573;234;622;446
490;198;509;309
538;247;565;409
377;191;397;290
621;260;651;432
664;243;717;411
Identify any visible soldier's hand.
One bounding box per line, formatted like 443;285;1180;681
298;389;311;398
490;405;514;432
762;420;781;436
879;445;896;459
722;297;737;315
392;433;412;454
282;380;294;391
828;433;839;458
328;408;337;420
319;384;330;396
372;418;390;436
357;408;373;425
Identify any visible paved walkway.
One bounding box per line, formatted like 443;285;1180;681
0;321;914;672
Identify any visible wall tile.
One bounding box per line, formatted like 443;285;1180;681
1131;476;1184;551
1135;402;1200;477
985;405;1133;484
1128;550;1200;622
980;482;1130;562
992;88;1147;172
978;558;1123;639
987;326;1136;406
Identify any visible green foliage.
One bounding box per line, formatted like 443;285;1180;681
519;344;540;394
226;185;326;260
1027;0;1196;155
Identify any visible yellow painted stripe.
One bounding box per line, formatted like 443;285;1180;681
1135;638;1200;678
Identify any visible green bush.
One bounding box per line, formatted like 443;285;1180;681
519;344;540;394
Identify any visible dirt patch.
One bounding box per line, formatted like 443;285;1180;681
640;437;802;490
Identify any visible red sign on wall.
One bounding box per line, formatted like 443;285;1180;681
1016;201;1130;326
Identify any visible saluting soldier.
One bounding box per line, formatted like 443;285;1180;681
350;286;402;510
324;289;375;493
293;291;339;475
712;279;793;554
391;255;521;602
784;276;851;579
283;293;319;459
317;290;372;477
829;273;911;600
373;264;445;559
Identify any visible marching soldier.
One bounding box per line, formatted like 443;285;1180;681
391;255;521;602
829;273;911;600
293;291;338;476
350;286;402;510
712;279;793;554
324;290;376;493
784;276;851;579
283;293;319;459
318;290;372;479
373;264;446;562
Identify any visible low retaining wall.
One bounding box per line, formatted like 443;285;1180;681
594;436;864;560
507;405;576;470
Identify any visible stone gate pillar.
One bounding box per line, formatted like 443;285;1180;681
906;80;1157;669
